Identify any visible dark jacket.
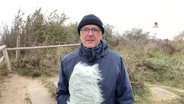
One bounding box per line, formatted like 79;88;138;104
57;39;134;104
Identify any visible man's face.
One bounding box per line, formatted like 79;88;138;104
80;25;102;48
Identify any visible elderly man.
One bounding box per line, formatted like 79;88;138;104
56;14;134;104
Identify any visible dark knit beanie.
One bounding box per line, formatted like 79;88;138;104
77;14;104;35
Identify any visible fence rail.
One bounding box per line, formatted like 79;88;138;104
0;44;80;72
6;43;80;50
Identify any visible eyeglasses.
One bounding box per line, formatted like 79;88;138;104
80;27;101;35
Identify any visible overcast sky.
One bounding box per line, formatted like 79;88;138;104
1;0;184;40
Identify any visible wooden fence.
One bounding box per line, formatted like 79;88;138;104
0;43;80;72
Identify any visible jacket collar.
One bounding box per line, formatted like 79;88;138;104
79;39;108;62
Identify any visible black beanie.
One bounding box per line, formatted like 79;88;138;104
77;14;104;35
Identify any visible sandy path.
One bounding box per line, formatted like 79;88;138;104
27;79;57;104
0;73;58;104
0;74;32;104
150;86;182;101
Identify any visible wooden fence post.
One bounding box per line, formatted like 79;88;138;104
2;45;12;72
16;35;21;61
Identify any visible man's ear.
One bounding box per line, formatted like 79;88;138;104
100;34;103;39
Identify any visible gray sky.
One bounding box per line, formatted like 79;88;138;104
1;0;184;40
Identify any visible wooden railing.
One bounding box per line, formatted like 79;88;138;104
6;44;80;50
0;43;80;72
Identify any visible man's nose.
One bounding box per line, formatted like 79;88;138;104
87;30;94;35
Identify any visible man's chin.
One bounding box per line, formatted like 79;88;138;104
85;44;96;48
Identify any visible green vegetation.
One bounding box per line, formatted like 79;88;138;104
118;40;184;103
0;63;9;80
0;8;184;103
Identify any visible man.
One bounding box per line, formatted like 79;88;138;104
57;14;134;104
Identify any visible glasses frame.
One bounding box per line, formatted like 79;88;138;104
80;27;101;35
